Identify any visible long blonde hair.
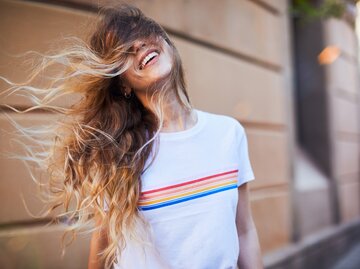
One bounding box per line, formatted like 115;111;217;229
0;3;192;268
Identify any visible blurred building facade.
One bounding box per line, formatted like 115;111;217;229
0;0;359;268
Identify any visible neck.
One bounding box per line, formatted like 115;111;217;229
134;88;196;133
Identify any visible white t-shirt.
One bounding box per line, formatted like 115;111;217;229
111;108;255;269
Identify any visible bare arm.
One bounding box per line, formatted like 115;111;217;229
236;182;264;269
88;215;109;269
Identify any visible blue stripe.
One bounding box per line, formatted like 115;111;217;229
138;184;237;211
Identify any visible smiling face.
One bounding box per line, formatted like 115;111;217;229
121;36;174;92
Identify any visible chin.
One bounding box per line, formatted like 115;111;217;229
152;62;173;79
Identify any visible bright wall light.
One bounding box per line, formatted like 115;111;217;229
318;45;341;65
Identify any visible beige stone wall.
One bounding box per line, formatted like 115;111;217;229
0;1;94;268
324;17;360;223
0;0;305;267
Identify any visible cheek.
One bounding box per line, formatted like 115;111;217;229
165;48;176;69
122;72;148;90
122;70;139;88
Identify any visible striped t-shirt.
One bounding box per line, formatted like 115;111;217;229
113;108;255;269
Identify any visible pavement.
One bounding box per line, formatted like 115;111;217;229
330;242;360;269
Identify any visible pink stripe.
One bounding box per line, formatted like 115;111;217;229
141;169;238;196
140;174;237;202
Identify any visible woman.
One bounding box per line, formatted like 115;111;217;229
1;4;263;269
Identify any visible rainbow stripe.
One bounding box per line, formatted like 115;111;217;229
138;169;238;211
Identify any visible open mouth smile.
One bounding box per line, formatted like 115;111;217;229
139;49;160;70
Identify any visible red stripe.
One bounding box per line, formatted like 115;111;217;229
141;169;238;196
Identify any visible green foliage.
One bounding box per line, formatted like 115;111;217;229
290;0;356;22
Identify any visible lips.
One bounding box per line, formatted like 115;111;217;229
138;48;160;70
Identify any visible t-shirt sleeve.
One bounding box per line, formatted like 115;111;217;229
235;122;255;187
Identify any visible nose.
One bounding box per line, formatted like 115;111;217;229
132;40;147;53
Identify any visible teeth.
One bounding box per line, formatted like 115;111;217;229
140;51;158;69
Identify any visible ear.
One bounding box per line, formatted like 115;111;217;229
119;77;132;95
123;85;132;95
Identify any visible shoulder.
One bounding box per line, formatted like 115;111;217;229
197;108;245;135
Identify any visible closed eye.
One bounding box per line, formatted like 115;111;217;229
125;46;136;55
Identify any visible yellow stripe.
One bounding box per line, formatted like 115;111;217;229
139;179;238;206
